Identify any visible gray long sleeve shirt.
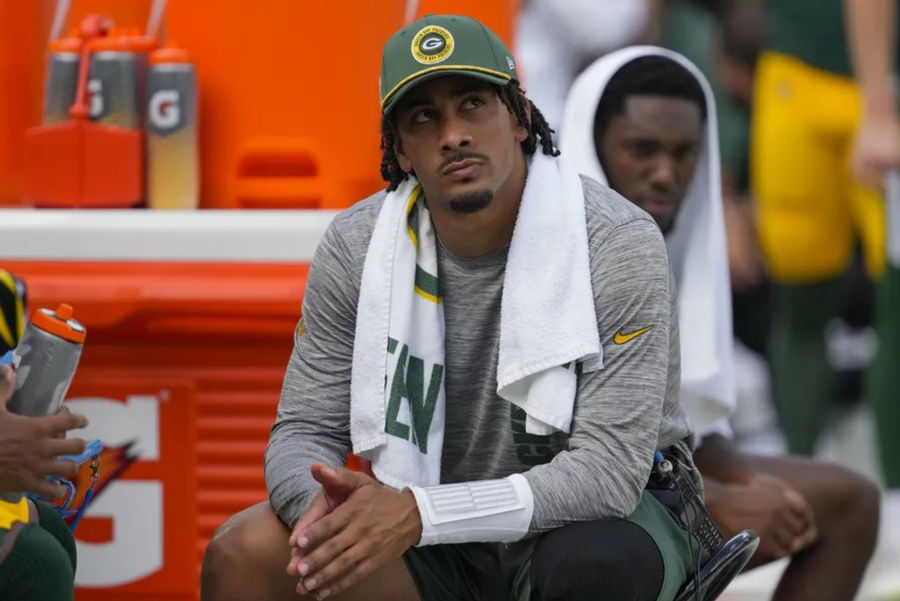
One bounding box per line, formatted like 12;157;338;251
265;176;696;535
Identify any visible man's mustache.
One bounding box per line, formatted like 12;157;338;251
439;151;489;173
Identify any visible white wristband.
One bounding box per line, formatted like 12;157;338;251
410;473;534;546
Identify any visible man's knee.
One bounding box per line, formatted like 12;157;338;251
817;464;880;541
202;511;249;599
0;523;75;601
31;500;77;572
202;502;289;601
759;456;881;548
531;520;663;601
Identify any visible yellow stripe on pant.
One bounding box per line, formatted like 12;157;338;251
0;498;30;530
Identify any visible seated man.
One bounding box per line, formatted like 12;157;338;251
0;362;88;601
203;14;705;601
561;48;880;601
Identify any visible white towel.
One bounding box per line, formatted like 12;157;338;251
559;46;736;438
351;152;601;489
496;152;603;435
351;180;447;489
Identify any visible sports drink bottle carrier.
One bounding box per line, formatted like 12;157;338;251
22;1;169;207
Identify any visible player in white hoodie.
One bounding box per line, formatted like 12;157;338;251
561;47;880;601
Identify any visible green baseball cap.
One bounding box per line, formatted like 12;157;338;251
380;14;519;114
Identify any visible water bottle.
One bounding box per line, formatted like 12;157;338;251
1;304;86;504
147;44;199;209
8;303;86;417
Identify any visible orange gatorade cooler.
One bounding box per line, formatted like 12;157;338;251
146;45;198;209
0;208;336;599
43;36;83;124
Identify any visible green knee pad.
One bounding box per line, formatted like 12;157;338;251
33;501;77;572
0;523;75;601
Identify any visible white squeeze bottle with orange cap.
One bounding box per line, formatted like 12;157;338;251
8;303;86;417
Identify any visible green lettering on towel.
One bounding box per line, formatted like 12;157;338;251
385;337;444;454
385;340;410;441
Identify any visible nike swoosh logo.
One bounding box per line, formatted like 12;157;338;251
613;325;654;344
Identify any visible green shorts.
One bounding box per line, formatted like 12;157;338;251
403;490;699;601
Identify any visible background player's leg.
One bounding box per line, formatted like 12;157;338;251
201;502;420;601
852;180;900;490
768;280;842;454
747;454;879;601
867;264;900;566
846;140;900;492
752;53;857;455
869;265;900;488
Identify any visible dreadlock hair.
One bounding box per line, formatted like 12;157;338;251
593;56;707;147
379;80;559;191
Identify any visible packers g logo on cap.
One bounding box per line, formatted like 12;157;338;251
411;25;454;64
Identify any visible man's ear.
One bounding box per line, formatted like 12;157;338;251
394;135;413;173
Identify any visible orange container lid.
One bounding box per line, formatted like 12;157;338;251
107;27;158;52
88;35;133;52
126;35;158;53
150;45;191;64
90;34;158;53
48;37;82;53
30;303;86;343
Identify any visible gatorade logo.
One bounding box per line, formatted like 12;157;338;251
65;395;163;587
88;79;104;118
149;90;181;130
411;25;454;64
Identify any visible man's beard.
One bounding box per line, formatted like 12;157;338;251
448;189;493;213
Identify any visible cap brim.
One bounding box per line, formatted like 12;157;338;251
381;66;512;114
